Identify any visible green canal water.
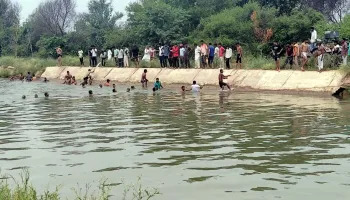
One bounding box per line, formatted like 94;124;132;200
0;80;350;199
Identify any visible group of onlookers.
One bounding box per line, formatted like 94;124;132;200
77;46;131;68
51;27;349;72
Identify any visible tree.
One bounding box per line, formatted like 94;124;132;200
75;0;123;47
0;0;20;55
31;0;76;36
126;0;190;45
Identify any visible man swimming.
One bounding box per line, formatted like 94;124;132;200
141;69;148;88
218;69;231;90
44;92;49;98
104;79;111;86
89;90;93;97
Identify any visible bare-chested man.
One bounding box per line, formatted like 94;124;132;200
141;69;148;88
218;69;231;90
236;43;243;69
56;46;63;67
300;40;309;71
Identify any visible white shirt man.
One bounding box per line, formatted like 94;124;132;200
225;47;233;59
191;81;201;92
91;48;97;57
118;49;124;59
311;29;317;44
195;45;201;69
215;45;219;57
78;50;83;58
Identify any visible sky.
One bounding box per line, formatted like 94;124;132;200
14;0;136;22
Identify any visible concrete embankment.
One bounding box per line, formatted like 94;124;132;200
41;67;349;94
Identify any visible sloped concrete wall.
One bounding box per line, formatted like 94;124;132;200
129;68;162;83
41;67;66;79
59;67;92;80
43;67;347;94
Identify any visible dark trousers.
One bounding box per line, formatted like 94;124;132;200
92;57;97;67
180;56;185;68
208;56;214;66
169;57;173;67
115;57;118;66
80;57;84;66
101;58;106;66
225;58;231;69
118;58;124;67
159;56;165;68
173;57;179;68
163;56;168;67
201;55;208;68
185;57;190;68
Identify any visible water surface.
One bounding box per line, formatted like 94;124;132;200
0;80;350;200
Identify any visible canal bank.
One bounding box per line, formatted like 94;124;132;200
41;67;350;95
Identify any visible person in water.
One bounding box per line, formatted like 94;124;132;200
34;94;38;98
22;95;26;99
113;84;116;89
191;80;202;92
71;76;77;85
131;86;135;90
89;90;93;96
88;75;93;85
218;69;231;90
63;71;72;84
104;79;111;86
99;84;103;88
26;72;33;82
141;69;148;88
19;73;24;81
44;92;49;98
181;86;191;92
154;78;163;90
127;88;131;92
43;77;49;83
112;89;117;93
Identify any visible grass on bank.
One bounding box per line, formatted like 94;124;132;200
0;170;159;200
0;54;346;78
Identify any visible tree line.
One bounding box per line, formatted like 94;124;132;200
1;0;350;58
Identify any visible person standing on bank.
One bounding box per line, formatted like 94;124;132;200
184;44;191;68
124;47;130;67
163;44;170;67
225;45;233;69
56;46;63;67
208;43;215;68
310;27;317;53
118;48;124;67
78;49;84;66
180;44;186;68
172;44;180;68
342;38;348;66
293;42;300;68
317;42;325;72
271;42;283;72
100;50;107;67
91;46;98;67
300;40;309;71
219;43;225;68
236;43;243;69
200;40;208;68
159;43;165;68
114;48;119;67
195;43;201;69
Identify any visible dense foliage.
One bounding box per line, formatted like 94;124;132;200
0;0;350;58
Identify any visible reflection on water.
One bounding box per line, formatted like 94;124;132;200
0;80;350;200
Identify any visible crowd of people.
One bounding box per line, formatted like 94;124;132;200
52;27;349;73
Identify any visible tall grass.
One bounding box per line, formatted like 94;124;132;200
0;170;159;200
